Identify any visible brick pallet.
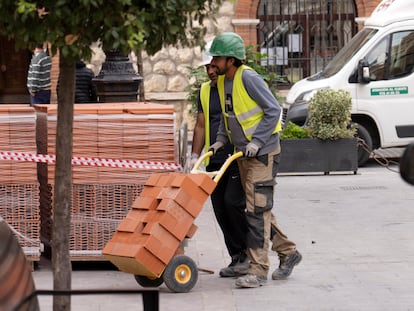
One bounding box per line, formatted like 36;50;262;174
0;105;40;262
35;103;177;260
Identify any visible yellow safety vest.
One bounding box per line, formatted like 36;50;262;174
200;81;212;166
216;65;281;142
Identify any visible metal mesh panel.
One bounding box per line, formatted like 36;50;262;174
257;0;358;85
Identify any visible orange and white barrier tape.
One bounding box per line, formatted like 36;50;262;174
0;151;182;171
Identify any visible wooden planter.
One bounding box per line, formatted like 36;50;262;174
278;138;358;174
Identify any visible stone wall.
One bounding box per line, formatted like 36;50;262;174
85;1;235;134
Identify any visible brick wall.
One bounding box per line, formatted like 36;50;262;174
233;0;382;45
354;0;383;17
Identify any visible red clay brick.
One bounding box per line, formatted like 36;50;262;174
156;174;176;187
133;246;165;277
157;200;196;240
145;173;164;186
142;222;181;249
158;187;192;207
143;235;162;259
157;199;194;223
185;223;198;239
144;210;165;223
170;174;209;204
187;173;217;195
103;253;162;278
127;209;148;222
102;240;141;258
154;244;177;265
107;231;135;244
144;235;176;264
131;196;159;210
158;210;179;231
181;198;205;218
174;248;184;255
140;185;162;198
116;218;145;233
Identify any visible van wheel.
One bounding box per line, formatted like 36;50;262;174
356;123;372;166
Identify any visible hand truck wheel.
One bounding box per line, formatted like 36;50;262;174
163;255;198;293
134;274;164;287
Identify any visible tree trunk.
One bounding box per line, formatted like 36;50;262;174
52;51;75;311
136;49;145;101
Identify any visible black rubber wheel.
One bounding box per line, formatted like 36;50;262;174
163;255;198;293
134;274;164;288
356;123;373;167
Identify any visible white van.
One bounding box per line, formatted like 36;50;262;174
283;0;414;165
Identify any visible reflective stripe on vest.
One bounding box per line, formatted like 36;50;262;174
200;81;211;166
217;65;281;141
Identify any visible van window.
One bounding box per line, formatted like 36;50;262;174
310;28;377;80
389;31;414;78
366;37;388;80
366;30;414;80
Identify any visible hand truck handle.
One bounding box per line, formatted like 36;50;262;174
190;151;244;184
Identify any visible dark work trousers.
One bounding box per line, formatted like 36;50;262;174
207;161;248;258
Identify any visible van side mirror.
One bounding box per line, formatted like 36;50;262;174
357;58;371;84
400;142;414;185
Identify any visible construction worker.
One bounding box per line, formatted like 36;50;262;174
190;43;249;277
207;32;302;288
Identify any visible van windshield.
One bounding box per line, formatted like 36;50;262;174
309;28;378;80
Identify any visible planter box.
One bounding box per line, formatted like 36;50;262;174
278;138;358;174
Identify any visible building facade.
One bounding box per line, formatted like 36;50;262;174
0;0;382;107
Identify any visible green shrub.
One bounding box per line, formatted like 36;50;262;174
185;65;207;120
281;121;310;139
308;89;356;140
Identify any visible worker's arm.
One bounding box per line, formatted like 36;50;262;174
191;112;206;158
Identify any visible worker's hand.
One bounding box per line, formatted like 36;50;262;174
189;154;199;170
208;141;224;155
245;142;259;157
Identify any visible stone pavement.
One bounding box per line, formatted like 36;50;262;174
32;160;414;311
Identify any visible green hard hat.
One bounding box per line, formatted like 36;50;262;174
207;32;246;60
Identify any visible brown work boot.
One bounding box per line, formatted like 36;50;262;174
235;274;267;288
272;250;302;280
219;253;249;277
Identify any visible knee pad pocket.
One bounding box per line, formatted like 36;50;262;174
253;180;274;213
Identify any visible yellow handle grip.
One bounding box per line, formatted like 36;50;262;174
190;151;244;184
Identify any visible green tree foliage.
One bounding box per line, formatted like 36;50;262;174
0;0;221;60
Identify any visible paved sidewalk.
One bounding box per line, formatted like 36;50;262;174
33;161;414;311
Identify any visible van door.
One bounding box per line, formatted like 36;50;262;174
355;30;414;147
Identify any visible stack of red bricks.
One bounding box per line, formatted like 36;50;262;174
103;171;216;278
0;105;40;261
35;102;177;260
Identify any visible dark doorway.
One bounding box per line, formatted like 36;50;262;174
0;37;31;104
